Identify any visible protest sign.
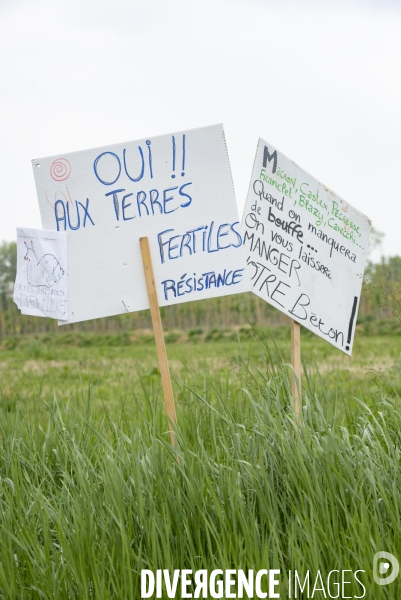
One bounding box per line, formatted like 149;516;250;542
13;227;68;321
32;124;248;325
242;139;371;356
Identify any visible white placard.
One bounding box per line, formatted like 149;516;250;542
242;139;371;355
13;227;68;320
32;125;248;324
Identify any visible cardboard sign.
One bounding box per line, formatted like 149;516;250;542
32;125;248;324
13;227;68;320
242;139;371;355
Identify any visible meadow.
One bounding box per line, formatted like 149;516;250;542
0;326;400;598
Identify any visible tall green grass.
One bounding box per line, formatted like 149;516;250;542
0;333;399;598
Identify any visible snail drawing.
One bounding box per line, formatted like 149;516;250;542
24;240;65;288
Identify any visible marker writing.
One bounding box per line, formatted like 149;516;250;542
346;296;358;351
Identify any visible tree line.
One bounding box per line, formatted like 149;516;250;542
1;240;399;337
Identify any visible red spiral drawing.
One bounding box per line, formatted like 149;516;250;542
50;158;71;181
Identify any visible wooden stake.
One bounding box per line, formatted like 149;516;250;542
291;319;302;416
140;237;178;446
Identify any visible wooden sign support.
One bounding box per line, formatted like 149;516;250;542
291;319;302;416
140;237;178;447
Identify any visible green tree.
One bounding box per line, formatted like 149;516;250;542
0;241;17;296
369;226;385;256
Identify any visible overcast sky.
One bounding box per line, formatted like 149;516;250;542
1;0;400;259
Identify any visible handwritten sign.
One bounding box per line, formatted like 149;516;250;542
242;139;371;355
13;227;68;320
32;125;248;324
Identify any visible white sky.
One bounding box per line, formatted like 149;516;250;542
1;0;400;259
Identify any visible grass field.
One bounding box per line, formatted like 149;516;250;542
0;327;400;598
1;327;400;419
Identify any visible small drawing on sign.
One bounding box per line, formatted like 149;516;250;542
46;186;74;212
24;240;65;288
50;158;71;182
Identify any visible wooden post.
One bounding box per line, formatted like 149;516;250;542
291;319;302;416
140;237;178;446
